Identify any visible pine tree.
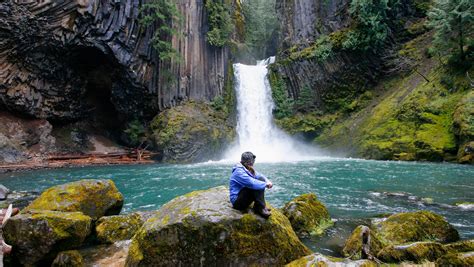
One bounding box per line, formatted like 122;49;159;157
428;0;473;63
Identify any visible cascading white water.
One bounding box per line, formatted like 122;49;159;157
223;57;324;162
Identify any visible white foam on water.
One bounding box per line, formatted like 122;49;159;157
221;57;325;163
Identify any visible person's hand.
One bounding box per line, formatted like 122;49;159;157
266;181;273;189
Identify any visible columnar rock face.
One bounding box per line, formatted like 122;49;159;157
126;186;311;266
0;0;232;122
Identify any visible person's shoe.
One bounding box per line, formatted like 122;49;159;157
254;207;271;219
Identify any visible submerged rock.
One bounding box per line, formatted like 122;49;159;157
373;211;459;244
286;253;376;267
282;193;332;237
95;213;143;244
3;209;92;266
25;179;124;220
377;241;448;263
342;225;385;260
126;186;310;266
51;250;84;267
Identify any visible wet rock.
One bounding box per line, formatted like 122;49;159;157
286;253;376;267
454;202;474;210
3;210;92;266
377;241;448;263
0;184;10;200
79;240;131;267
282;193;332;237
126;186;310;266
150;101;235;162
52;250;84;267
435;252;474;266
95;213;143;244
25;179;124;220
373;211;460;244
0;190;40;210
342;225;385;260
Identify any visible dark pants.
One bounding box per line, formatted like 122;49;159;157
233;187;266;211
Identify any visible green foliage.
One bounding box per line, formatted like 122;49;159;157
124;119;147;146
286;35;334;62
428;0;473;66
343;0;391;50
140;0;181;61
206;0;233;47
268;69;294;119
295;85;315;111
242;0;279;57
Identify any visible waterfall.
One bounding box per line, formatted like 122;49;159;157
223;58;323;162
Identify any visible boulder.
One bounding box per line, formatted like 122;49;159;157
3;209;92;266
436;252;474;266
0;184;10;200
282;193;332;236
342;225;385;260
286;253;376;267
377;241;448;263
126;186;311;266
95;213;143;244
77;240;131;267
25;179;124;220
52;250;84;267
373;211;459;244
444;239;474;253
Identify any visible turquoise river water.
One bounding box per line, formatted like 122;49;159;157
1;158;473;255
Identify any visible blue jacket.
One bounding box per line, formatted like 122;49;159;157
229;163;268;204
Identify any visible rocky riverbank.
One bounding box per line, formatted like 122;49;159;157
1;179;472;266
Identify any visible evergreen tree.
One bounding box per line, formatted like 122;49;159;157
428;0;473;64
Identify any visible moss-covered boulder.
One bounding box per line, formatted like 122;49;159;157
126;186;311;266
342;225;385;260
444;239;474;253
3;209;92;266
25;179;124;220
436;252;474;266
377;241;448;263
150;101;235;163
374;211;459;244
95;213;143;244
282;193;332;237
52;250;84;267
286;253;376;267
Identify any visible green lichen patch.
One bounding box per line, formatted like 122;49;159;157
125;186;311;266
282;193;333;237
375;211;460;244
377;241;448;263
25;179;123;220
3;209;92;266
95;213;144;244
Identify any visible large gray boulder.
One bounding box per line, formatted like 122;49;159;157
126;186;311;266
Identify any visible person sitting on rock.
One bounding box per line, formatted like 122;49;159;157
229;151;273;218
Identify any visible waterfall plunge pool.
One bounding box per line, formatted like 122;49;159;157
1;159;473;255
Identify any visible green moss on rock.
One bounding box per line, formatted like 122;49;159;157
25;179;123;220
342;225;386;260
95;213;144;244
150;101;235;163
3;209;92;266
125;186;311;266
52;250;84;267
435;252;474;266
377;241;448;263
444;240;474;253
286;253;376;267
375;211;460;244
282;193;332;237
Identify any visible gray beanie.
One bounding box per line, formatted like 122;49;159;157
240;151;256;165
